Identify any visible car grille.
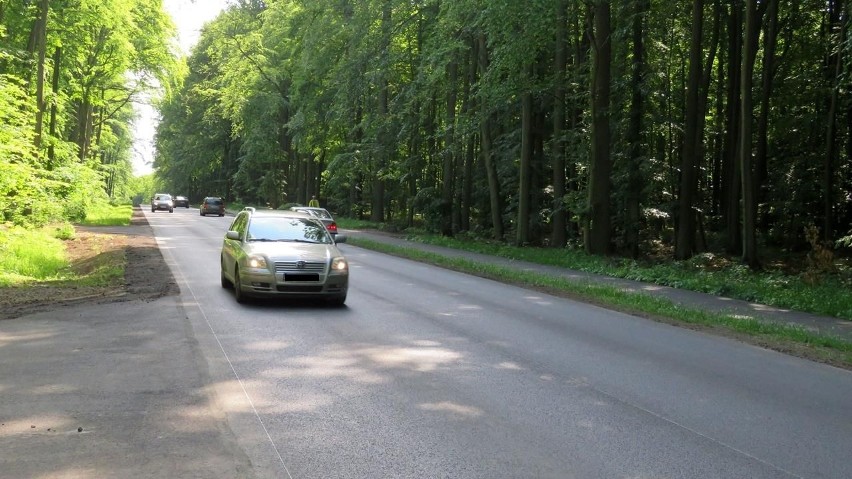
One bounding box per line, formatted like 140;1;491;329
274;261;326;273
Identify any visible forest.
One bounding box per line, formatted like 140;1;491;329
0;0;176;226
3;0;852;269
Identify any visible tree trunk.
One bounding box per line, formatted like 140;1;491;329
33;0;49;150
442;59;458;236
586;1;612;255
723;0;743;255
675;0;705;260
739;0;762;268
625;0;648;259
517;86;533;245
371;2;392;223
477;34;503;240
824;0;848;241
755;0;779;230
551;0;569;248
47;47;61;164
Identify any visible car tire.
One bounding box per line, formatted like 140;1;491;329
327;294;346;306
219;213;224;217
200;211;205;216
169;208;174;213
151;207;155;212
220;260;232;289
233;266;247;304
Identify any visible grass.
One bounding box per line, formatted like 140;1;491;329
79;203;133;226
336;219;852;321
0;225;68;285
0;204;133;287
341;225;852;368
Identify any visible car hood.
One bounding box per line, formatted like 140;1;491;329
243;241;343;261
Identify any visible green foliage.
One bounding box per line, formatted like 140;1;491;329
53;223;77;241
0;0;178;226
156;0;852;265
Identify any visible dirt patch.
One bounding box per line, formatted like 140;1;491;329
0;208;177;320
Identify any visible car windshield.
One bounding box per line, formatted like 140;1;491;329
158;195;171;200
247;217;331;244
206;198;222;205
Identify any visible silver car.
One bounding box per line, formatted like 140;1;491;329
220;208;349;305
151;193;174;213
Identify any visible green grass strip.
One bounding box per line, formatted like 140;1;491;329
79;203;132;226
348;236;852;366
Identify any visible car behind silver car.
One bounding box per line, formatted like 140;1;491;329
220;208;348;305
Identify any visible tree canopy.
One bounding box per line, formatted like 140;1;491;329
0;0;178;226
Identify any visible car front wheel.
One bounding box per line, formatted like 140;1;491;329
233;266;247;304
220;261;232;289
327;294;347;306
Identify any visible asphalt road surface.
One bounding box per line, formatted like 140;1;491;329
144;207;852;479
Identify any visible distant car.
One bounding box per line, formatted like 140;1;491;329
173;196;189;208
220;208;349;305
289;206;338;237
200;197;225;216
151;193;174;213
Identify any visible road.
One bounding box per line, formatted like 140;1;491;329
144;207;852;479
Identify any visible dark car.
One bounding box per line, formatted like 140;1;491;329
151;193;174;213
200;197;225;216
289;206;338;237
173;196;189;208
220;208;348;305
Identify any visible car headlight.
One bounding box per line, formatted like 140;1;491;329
331;257;348;273
247;256;267;269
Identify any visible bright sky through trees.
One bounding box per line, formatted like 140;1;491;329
132;0;229;176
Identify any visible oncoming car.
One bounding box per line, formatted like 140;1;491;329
151;193;174;213
220;208;349;305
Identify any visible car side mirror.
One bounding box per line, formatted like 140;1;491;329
334;234;347;243
226;230;241;241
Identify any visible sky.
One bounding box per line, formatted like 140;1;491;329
131;0;230;176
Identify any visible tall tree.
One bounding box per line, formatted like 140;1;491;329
739;0;765;268
551;0;569;248
675;0;706;260
586;1;612;255
624;0;648;258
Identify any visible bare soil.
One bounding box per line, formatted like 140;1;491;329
0;208;177;320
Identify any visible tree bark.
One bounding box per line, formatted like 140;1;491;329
33;0;49;150
625;0;648;259
675;0;705;260
586;1;612;255
47;47;61;164
723;0;743;254
477;34;503;240
823;0;848;241
442;59;458;236
739;0;763;268
517;85;533;245
551;0;569;248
